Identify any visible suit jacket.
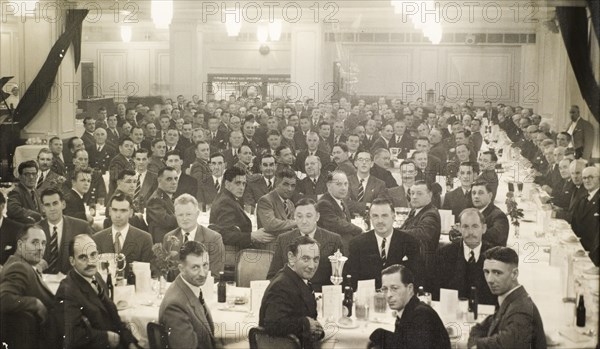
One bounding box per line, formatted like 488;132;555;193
93;225;153;265
146;188;179;243
294;129;309;152
163;225;225;276
35;170;65;195
207;129;228;151
0;217;22;264
557;184;588;222
106;127;122;148
56;270;139;349
434;240;496;305
316;193;362;251
347;175;389;214
88;144;117;173
222;147;240;168
209;189;253;249
400;203;441;277
481;204;509;247
362;133;379;153
389;133;415;159
81;131;96;150
256;191;297;235
190;158;212;185
174;172;198;198
471;131;483;153
477;170;499;200
370;164;399;189
108;153;134;194
243;174;271;209
430;142;448;164
159;275;215;349
387;185;410;208
197;176;221;206
442;187;473;222
64;189;88;222
335;159;357;178
468;286;546;349
259;266;322;348
347;229;423;289
266;228;343;292
370;136;390;153
137;171;158;210
369;296;451;349
571;190;599;255
569;117;595;159
295;149;331;173
51;156;66;176
295;175;328;202
40;216;93;274
6;182;42;224
147;156;166;176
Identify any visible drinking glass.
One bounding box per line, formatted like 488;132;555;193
226;281;236;308
374;291;387;313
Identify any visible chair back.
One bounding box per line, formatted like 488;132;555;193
147;322;169;349
249;326;301;349
235;249;274;287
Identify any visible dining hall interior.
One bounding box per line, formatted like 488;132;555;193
0;0;599;349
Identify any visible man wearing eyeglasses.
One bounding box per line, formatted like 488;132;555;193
368;264;450;349
571;166;600;265
347;152;388;216
7;161;43;224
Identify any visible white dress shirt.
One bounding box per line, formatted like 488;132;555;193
112;223;130;247
182;226;198;242
375;231;393;258
462;242;482;262
48;218;64;250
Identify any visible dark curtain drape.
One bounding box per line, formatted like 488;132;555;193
14;9;88;129
556;6;600;123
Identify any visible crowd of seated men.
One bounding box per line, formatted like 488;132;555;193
0;94;597;348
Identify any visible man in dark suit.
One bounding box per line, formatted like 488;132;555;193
387;160;417;208
81;117;97;149
556;159;588;221
93;193;153;265
429;129;448;164
88;128;117;173
66;149;107;207
371;148;399;189
35;148;65;195
571;166;599;259
49;136;67;176
362;120;379;153
260;235;325;349
148;138;167;176
146;166;179;243
163;194;225;276
566;105;594;159
209;166;273;250
369;265;451;349
347;152;389;215
132;148;158;211
267;198;343;292
294;132;331;173
159;241;216;349
106;114;122;149
7;161;43;224
348;199;423;289
435;208;495;305
471;181;509;247
206;115;229;151
188;141;212;185
222;130;244;168
197;153;226;208
0;192;22;264
39;188;93;274
389;120;414;159
243;154;276;211
468;247;547;349
370;123;394;153
256;168;298;236
296;155;328;201
443;161;476;222
477;151;499;200
56;234;141;349
165;150;198;198
0;224;60;349
108;138;135;195
64;168;93;223
316;171;363;251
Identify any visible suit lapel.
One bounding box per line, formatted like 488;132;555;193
176;277;214;337
581;191;599;216
72;271;110;317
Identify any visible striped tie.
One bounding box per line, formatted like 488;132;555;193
468;250;476;264
184;232;190;243
381;237;387;265
284;201;290;219
357;179;365;202
215;179;221;193
47;226;59;272
114;232;122;255
267;179;273;191
36;173;44;189
134;173;141;201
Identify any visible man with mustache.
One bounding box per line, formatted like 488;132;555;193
56;234;140;349
159;241;216;349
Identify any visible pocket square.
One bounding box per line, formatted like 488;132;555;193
595;213;599;217
4;245;13;251
402;256;408;261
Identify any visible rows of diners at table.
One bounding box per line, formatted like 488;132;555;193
0;95;598;349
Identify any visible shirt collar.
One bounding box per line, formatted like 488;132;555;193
498;285;522;307
588;188;599;201
478;204;490;213
182;225;198;241
300;228;317;239
49;218;64;231
112;224;130;243
180;275;202;298
463;241;482;262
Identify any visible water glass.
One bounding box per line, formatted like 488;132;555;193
374;291;387;313
226;281;236;308
355;302;370;322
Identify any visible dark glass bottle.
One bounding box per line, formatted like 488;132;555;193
469;286;479;320
576;295;586;327
343;286;353;317
345;275;353;291
217;271;226;303
127;268;136;286
106;273;114;301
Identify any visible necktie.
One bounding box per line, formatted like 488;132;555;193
36;173;44;189
47;226;59;272
340;201;347;219
215;179;220;192
407;209;416;219
394;316;401;333
267;179;273;191
312;178;317;187
184;232;190;243
31;190;38;210
357;179;365;202
98;145;102;152
114;232;122;255
91;277;103;296
134;174;141;201
381;237;387;265
283;200;290;219
468;250;476;264
114;129;119;138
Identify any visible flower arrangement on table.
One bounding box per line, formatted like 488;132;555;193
505;192;524;237
150;235;181;282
